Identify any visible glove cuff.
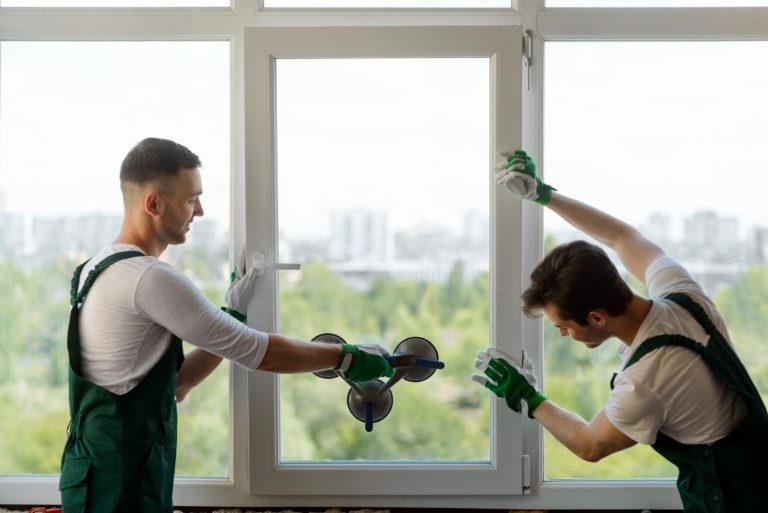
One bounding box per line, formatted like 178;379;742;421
535;183;556;205
222;306;247;323
335;343;355;373
524;390;547;418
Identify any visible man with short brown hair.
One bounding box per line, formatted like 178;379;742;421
473;151;768;513
60;137;393;513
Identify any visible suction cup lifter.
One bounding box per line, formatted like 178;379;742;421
311;333;445;432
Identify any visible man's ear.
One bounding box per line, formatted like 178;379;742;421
143;191;161;217
587;309;608;327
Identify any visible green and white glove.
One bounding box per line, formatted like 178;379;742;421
494;150;555;205
224;247;258;322
472;348;546;418
336;343;395;383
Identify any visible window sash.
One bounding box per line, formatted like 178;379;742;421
240;23;526;497
518;0;768;510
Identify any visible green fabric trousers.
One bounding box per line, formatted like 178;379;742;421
59;251;184;513
621;293;768;513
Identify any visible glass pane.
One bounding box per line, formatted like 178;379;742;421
547;0;768;7
265;0;509;8
0;0;229;6
543;41;768;479
0;41;230;477
276;58;490;462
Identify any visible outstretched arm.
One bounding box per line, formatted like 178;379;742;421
496;151;665;283
534;401;636;462
546;192;665;284
257;334;341;373
473;348;636;462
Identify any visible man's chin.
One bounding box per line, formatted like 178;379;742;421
169;234;187;245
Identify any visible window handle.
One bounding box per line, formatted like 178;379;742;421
251;251;301;277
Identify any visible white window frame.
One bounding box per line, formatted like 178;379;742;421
513;0;768;511
4;0;767;509
0;0;245;507
238;23;526;506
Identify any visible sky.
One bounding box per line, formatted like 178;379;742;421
0;41;230;227
275;58;490;240
1;39;767;245
543;41;768;239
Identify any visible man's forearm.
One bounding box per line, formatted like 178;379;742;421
533;400;595;460
533;400;636;462
257;334;342;373
546;192;635;249
176;348;224;402
546;192;665;282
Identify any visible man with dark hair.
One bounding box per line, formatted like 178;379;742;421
59;137;393;513
521;240;634;324
473;151;767;512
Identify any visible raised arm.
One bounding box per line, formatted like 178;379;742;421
545;192;664;284
497;151;665;284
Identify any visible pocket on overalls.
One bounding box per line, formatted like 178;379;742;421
59;456;91;513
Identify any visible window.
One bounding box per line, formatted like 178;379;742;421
546;0;768;6
275;57;490;462
242;25;525;498
0;1;230;6
263;0;511;8
0;40;230;478
4;0;767;509
542;40;768;480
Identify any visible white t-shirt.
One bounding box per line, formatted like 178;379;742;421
604;256;748;445
77;244;269;395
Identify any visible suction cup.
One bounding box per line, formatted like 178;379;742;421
346;379;394;432
393;336;441;382
311;332;346;379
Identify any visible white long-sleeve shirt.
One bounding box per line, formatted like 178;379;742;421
77;244;269;395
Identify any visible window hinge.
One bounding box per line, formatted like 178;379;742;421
522;454;531;495
523;29;533;91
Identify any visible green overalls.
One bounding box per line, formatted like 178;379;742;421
59;251;185;513
617;292;768;513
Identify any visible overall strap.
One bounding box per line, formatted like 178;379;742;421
663;292;717;336
664;292;764;408
623;333;698;370
624;292;766;413
623;291;718;371
70;251;144;306
67;250;144;375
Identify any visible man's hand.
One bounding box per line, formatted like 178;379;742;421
224;247;258;321
494;150;555;205
337;343;395;383
472;348;546;418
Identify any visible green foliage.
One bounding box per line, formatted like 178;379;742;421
2;253;766;484
175;344;229;477
715;265;768;403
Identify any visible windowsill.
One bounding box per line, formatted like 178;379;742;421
0;475;682;510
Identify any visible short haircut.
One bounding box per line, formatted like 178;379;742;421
120;137;201;188
522;240;634;325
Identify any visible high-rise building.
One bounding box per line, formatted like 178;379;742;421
683;211;739;263
329;209;390;262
